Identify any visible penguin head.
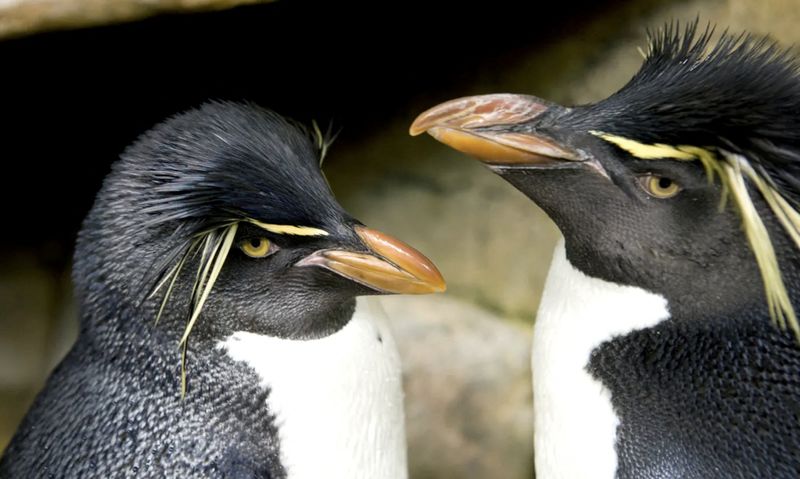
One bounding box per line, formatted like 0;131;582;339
75;101;445;348
411;22;800;335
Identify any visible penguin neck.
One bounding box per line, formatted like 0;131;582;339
218;296;408;479
532;238;670;479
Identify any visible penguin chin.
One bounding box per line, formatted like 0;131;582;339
250;289;361;342
158;273;358;344
279;296;360;341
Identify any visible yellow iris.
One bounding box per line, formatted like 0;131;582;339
640;175;681;198
240;238;272;258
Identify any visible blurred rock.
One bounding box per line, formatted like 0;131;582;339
0;255;76;449
378;295;533;479
0;0;272;40
0;260;52;389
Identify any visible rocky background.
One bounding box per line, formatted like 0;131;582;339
1;0;799;477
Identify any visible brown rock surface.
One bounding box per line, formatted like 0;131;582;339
0;0;271;39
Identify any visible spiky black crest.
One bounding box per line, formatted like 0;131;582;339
580;20;800;202
131;101;343;231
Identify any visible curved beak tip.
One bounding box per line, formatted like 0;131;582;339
417;266;447;294
356;226;447;295
301;226;446;296
409;116;431;136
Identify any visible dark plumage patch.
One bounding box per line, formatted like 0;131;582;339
589;305;800;478
0;319;287;478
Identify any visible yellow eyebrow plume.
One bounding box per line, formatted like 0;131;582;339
247;219;329;237
590;131;698;160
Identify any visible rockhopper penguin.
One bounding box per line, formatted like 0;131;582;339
411;22;800;478
0;101;445;478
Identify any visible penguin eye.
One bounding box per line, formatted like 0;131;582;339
639;174;681;199
239;237;276;258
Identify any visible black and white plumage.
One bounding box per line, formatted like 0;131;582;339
0;101;444;478
412;22;800;479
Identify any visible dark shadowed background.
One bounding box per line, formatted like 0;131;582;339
1;0;798;477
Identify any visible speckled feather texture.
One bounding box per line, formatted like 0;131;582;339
0;321;286;478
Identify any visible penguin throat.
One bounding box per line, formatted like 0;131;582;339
217;297;408;479
532;239;670;479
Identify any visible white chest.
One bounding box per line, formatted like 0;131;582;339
219;297;408;479
532;239;670;479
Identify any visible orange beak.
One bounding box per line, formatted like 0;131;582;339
410;93;581;165
299;226;446;295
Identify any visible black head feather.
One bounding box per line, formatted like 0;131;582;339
576;20;800;201
131;101;345;230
